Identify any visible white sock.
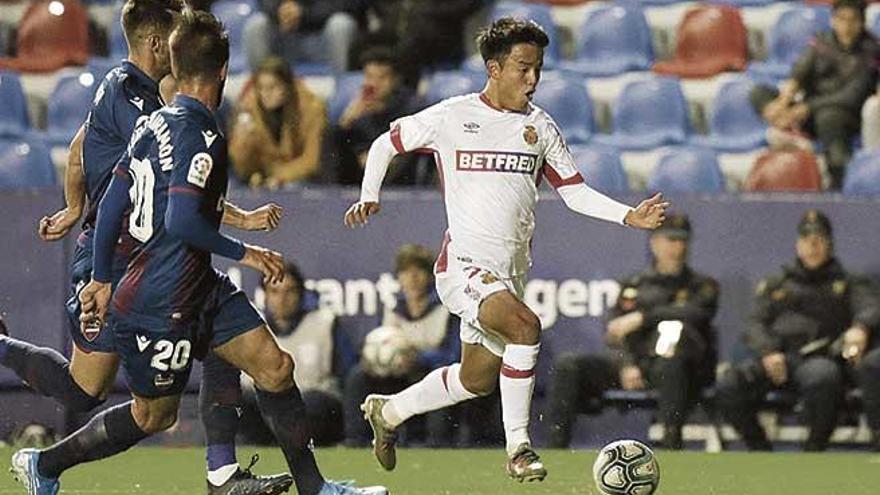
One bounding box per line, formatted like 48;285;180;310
383;363;477;427
500;343;540;456
207;463;239;487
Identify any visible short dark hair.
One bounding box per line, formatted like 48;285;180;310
476;16;549;64
359;46;400;74
395;244;434;274
833;0;866;19
121;0;183;47
169;8;229;81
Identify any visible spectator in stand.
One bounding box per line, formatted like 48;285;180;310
332;47;426;185
242;0;360;72
547;214;719;450
343;244;465;447
229;57;327;188
716;210;880;452
357;0;484;86
750;0;879;189
239;262;357;446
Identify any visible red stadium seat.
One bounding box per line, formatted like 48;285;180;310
744;149;823;191
0;0;89;73
653;5;748;79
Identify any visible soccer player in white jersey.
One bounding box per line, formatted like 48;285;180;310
344;17;669;482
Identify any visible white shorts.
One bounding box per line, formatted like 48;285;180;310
435;253;526;358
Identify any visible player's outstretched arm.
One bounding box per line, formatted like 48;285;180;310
622;193;669;230
343;131;397;227
39;124;86;241
165;191;249;261
222;200;283;231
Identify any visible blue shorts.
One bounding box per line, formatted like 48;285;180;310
115;271;263;398
66;240;117;354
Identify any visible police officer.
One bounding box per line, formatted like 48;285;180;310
716;210;880;451
548;214;719;449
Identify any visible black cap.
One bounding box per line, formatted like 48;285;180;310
653;213;691;240
797;209;832;238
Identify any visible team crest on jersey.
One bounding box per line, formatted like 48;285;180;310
523;125;538;146
480;272;500;285
82;325;101;342
188;152;213;188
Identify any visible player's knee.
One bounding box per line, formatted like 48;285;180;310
132;401;178;434
252;350;295;393
460;372;497;397
507;309;541;346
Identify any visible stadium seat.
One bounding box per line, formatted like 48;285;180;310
592;77;690;150
0;71;30;137
872;9;880;38
569;145;629;193
690;78;767;152
46;71;101;146
489;1;562;67
0;136;56;189
532;73;594;144
211;0;256;75
559;3;654;77
327;71;364;124
0;0;89;73
652;4;748;79
108;1;126;59
843;150;880;195
423;70;484;106
87;57;117;79
744;149;823;191
747;6;831;81
647;146;725;193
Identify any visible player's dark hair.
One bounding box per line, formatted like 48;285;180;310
395;244;434;275
169;8;229;81
120;0;183;46
833;0;866;19
476;16;549;64
359;46;401;74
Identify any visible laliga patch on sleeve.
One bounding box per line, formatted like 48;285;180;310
188;152;213;188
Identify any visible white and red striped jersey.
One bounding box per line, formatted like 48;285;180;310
362;92;631;278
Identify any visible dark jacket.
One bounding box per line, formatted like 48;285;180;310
606;266;719;370
745;258;880;356
259;0;365;33
791;31;880;114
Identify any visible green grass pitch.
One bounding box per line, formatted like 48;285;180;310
1;447;879;494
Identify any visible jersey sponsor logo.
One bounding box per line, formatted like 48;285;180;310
523;125;538;146
188;152;213;188
455;150;538;174
130;96;144;111
201;130;218;148
136;334;152;352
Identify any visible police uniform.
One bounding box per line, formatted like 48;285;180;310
548;215;719;449
716;210;880;451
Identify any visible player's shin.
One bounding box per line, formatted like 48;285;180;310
499;344;540;455
200;353;243;486
0;336;103;411
36;401;148;479
255;385;325;495
383;363;477;427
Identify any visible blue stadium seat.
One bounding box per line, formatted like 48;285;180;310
747;6;831;81
327;71;364;124
87;57;117;79
489;1;562;67
47;71;101;146
560;3;653;77
843;150;880;195
690;78;766;152
109;1;126;59
211;0;256;75
423;70;484;106
569;145;628;193
0;136;56;189
592;77;690;150
872;11;880;38
0;71;30;137
532;72;593;144
648;146;725;193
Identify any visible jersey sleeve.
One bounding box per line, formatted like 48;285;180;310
112;82;148;141
388;101;447;153
539;114;585;188
168;128;217;196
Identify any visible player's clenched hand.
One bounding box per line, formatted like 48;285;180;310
79;280;111;331
38;207;82;242
242;203;283;231
241;244;285;284
624;193;670;230
343;201;381;228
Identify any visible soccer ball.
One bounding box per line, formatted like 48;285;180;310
592;439;660;495
361;326;416;378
